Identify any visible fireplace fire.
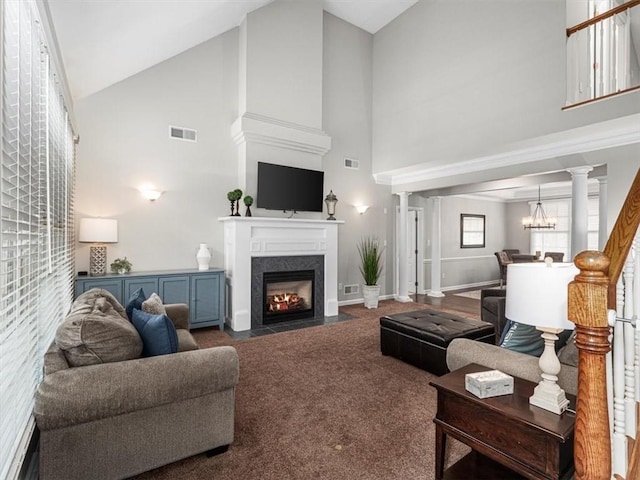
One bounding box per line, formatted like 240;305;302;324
263;270;314;324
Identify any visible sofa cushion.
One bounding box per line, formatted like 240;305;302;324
131;308;179;357
142;292;166;315
56;296;143;367
558;332;579;367
125;288;146;320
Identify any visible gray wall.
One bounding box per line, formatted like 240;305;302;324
416;195;506;290
371;0;640;175
322;13;395;301
505;202;531;254
75;30;240;272
74;10;391;304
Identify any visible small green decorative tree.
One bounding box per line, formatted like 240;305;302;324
243;195;254;217
232;189;243;216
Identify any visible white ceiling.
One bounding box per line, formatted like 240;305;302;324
46;0;418;100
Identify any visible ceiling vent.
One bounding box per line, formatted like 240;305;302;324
344;158;359;170
170;126;197;142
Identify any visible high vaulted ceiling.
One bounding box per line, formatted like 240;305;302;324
46;0;418;100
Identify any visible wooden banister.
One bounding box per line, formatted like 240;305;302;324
570;168;640;479
603;168;640;305
566;0;640;37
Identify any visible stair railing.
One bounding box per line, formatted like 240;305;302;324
569;167;640;480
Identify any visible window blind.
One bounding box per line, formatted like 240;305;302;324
0;1;76;478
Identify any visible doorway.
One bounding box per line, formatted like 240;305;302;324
394;206;424;296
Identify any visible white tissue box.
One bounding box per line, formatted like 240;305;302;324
465;370;514;399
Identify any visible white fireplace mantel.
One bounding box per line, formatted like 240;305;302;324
219;217;344;331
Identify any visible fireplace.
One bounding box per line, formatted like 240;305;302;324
263;270;314;324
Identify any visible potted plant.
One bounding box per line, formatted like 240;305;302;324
243;195;254;217
357;237;383;309
111;257;132;274
110;257;132;274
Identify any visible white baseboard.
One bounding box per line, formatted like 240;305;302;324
440;280;500;292
338;293;395;307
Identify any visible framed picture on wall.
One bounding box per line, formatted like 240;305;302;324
460;214;485;248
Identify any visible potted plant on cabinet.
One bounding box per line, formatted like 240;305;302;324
110;257;132;274
358;237;383;309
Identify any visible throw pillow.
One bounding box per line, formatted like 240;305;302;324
500;321;573;357
125;288;146;320
56;296;143;367
131;308;179;357
142;292;166;315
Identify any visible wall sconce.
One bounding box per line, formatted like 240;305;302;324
139;187;163;201
355;205;369;215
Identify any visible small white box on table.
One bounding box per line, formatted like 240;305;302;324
465;370;514;399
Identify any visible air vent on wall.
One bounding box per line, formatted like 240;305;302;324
344;158;359;170
169;126;197;142
343;284;359;295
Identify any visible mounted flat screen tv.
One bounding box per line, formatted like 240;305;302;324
257;162;324;213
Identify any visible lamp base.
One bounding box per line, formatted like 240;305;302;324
530;382;570;415
530;329;569;415
89;245;107;276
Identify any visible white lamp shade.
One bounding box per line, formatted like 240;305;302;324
505;262;579;330
78;218;118;243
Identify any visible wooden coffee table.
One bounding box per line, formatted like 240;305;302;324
429;364;575;480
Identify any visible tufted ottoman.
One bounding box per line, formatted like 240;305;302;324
380;310;494;376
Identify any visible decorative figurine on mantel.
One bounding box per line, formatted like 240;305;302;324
325;190;338;220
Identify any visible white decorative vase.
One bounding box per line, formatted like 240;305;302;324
196;243;211;271
362;284;380;309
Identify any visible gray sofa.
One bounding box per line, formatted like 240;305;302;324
447;337;578;396
34;288;239;480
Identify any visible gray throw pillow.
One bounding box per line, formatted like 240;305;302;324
56;296;143;367
142;293;166;315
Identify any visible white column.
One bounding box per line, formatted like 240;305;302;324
428;196;445;297
396;192;412;303
568;166;593;259
598;177;608;251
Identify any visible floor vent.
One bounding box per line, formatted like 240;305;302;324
169;126;197;142
344;158;359;169
344;284;359;295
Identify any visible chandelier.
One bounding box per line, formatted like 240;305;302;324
522;186;556;230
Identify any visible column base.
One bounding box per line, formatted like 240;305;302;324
427;290;445;298
394;295;413;303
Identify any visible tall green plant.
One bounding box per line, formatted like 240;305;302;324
357;237;383;286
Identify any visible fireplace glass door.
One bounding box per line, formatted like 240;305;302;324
263;270;314;324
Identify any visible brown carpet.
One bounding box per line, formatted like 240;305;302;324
132;301;475;479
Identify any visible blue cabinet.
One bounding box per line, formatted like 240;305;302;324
75;269;225;330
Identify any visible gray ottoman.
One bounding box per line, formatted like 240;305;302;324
380;310;495;375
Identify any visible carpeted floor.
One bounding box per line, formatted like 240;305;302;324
131;301;474;480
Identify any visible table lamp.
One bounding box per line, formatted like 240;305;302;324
505;260;579;414
79;218;118;276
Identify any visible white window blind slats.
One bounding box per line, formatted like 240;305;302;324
0;0;75;478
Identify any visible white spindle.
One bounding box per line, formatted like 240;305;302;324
634;233;640;403
613;321;628;475
613;278;627;476
623;253;637;440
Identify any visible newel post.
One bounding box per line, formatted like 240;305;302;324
569;251;612;480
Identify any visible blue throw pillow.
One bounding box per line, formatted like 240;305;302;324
125;288;146;320
131;308;179;357
500;320;573;357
